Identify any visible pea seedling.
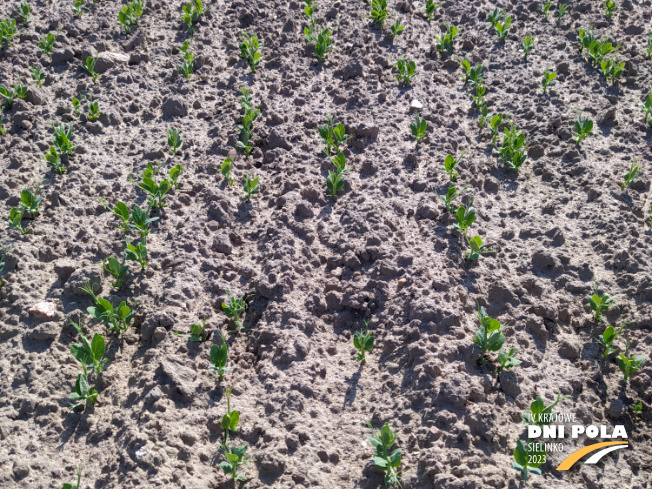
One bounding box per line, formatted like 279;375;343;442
441;151;467;181
599;58;625;84
72;97;82;115
367;421;402;487
166;128;182;155
370;0;388;27
129;204;158;237
435;23;458;53
174;318;208;342
588;283;615;322
208;331;230;379
327;152;349;198
39;32;56;54
87;94;100;122
182;0;207;33
478;104;491;129
621;161;640;190
178;44;194;81
81;56;99;83
221;388;240;444
69;373;98;410
459;58;485;87
0;108;7;136
314;27;332;62
30;65;46;87
218;157;235;186
243;174;259;201
52;123;75;155
465;235;495;261
437;184;458;212
100;199;131;234
522;391;572;426
71;0;88;18
596;322;626;360
513;439;544;482
236;87;260;156
497;124;528;171
70;316;108;376
0;83;17;108
7;208;28;235
487;8;504;27
220;446;247;481
522;36;534;59
539;1;552;19
489;113;509;145
633;402;643;420
353;320;374;362
222;290;247;330
0;19;17;49
494;14;512;41
80;281;135;333
638;93;652;127
410;113;427;143
395;58;417;85
62;465;84;489
471;84;486;109
118;0;143;34
453;200;475;239
541;69;556;93
129;163;172;209
20;183;43;218
496;347;521;373
103;256;129;289
618;341;645;382
425;0;438;21
239;32;262;73
16;3;32;25
125;237;148;270
556;3;568;21
473;305;505;362
390;19;404;41
603;0;617;19
318;114;351;156
647;31;652;58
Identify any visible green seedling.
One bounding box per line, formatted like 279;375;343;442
72;97;82;115
0;18;17;49
71;0;88;18
243;173;259;201
219;157;235;186
87;94;100;122
70;316;108;376
169;163;182;189
513;439;544;482
410;113;427;143
647;31;652;58
125;237;148;270
129;204;158;237
577;27;597;53
596;322;626;360
167;128;182;155
522;390;572;426
208;331;230;379
437;184;458;212
573;112;593;146
304;22;316;43
588;283;615;322
16;3;32;24
453;200;475;238
621;160;640;190
81;56;99;83
522;36;534;59
174;318;208;342
539;1;552;19
435;22;458;53
585;38;619;67
236;88;260;156
62;465;84;489
367;421;402;487
220;445;247;481
618;341;645;382
52;123;75;155
0;109;7;136
221;388;240;443
80;281;135;333
102;256;129;289
487;7;504;27
314;27;333;63
178;48;194;81
390;19;405;40
633;402;643;420
497;347;521;373
0;247;7;288
556;3;568;21
239;32;261;73
7;208;28;235
541;68;556;93
473;305;505;361
222;290;247;330
45;147;66;174
441;151;466;181
478;104;491;129
425;0;438;21
100;200;131;234
182;0;207;33
353;320;374;362
599;58;625;84
603;0;617;19
459;57;485;87
30;65;46;87
489;113;509;145
318;114;352;156
39;32;57;56
370;0;388;27
129;162;172;209
465;235;495;261
494;14;512;40
395;58;416;85
20;183;43;217
498;124;528;171
69;373;98;410
118;0;144;34
471;84;486;108
638;92;652;127
327;152;349;198
0;83;16;108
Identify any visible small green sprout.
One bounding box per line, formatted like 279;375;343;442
69;373;98;410
45;147;66;174
494;14;512;40
599;58;625;84
125;237;148;270
72;97;82;115
489;113;509;145
218;157;235;186
243;173;259;201
395;58;417;85
129;204;158;237
353;320;374;362
473;305;505;362
596;322;626;360
30;65;46;87
539;1;552;19
459;57;485;87
390;19;405;40
70;316;108;376
639;92;652;128
541;68;557;93
174;318;208;342
169;163;182;189
588;283;615;322
647;31;652;58
178;45;194;81
20;183;43;217
220;445;247;481
0;83;16;108
513;439;544;482
166;128;182;155
435;22;458;53
603;0;617;19
129;162;172;209
71;0;88;18
52;123;75;155
487;7;504;27
236;87;260;156
522;391;572;426
102;256;129;289
437;184;458;212
621;160;640;190
208;331;230;379
471;84;486;108
497;347;521;373
453;200;475;238
118;0;144;35
182;0;207;33
633;402;643;420
441;151;467;181
318;114;352;156
425;0;438;21
16;3;32;25
7;208;28;235
618;341;645;382
0;18;17;49
573;112;593;146
556;3;568;21
38;32;56;55
80;281;135;333
370;0;388;27
522;36;534;59
410;113;427;143
465;235;495;261
367;421;402;487
327;152;349;198
81;56;99;83
222;290;247;330
314;27;333;62
101;200;132;234
478;104;491;129
0;109;7;136
62;464;84;489
239;32;262;73
221;388;240;443
87;94;100;122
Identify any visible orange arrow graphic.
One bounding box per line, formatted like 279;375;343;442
556;441;629;470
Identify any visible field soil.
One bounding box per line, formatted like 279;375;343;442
0;0;651;488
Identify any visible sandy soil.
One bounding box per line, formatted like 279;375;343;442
0;0;651;488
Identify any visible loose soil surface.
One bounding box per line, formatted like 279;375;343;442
0;1;651;488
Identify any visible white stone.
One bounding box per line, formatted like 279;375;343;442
29;302;57;319
411;99;423;110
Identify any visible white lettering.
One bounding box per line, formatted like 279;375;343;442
586;425;599;438
612;425;628;439
528;425;542;439
572;425;585;438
